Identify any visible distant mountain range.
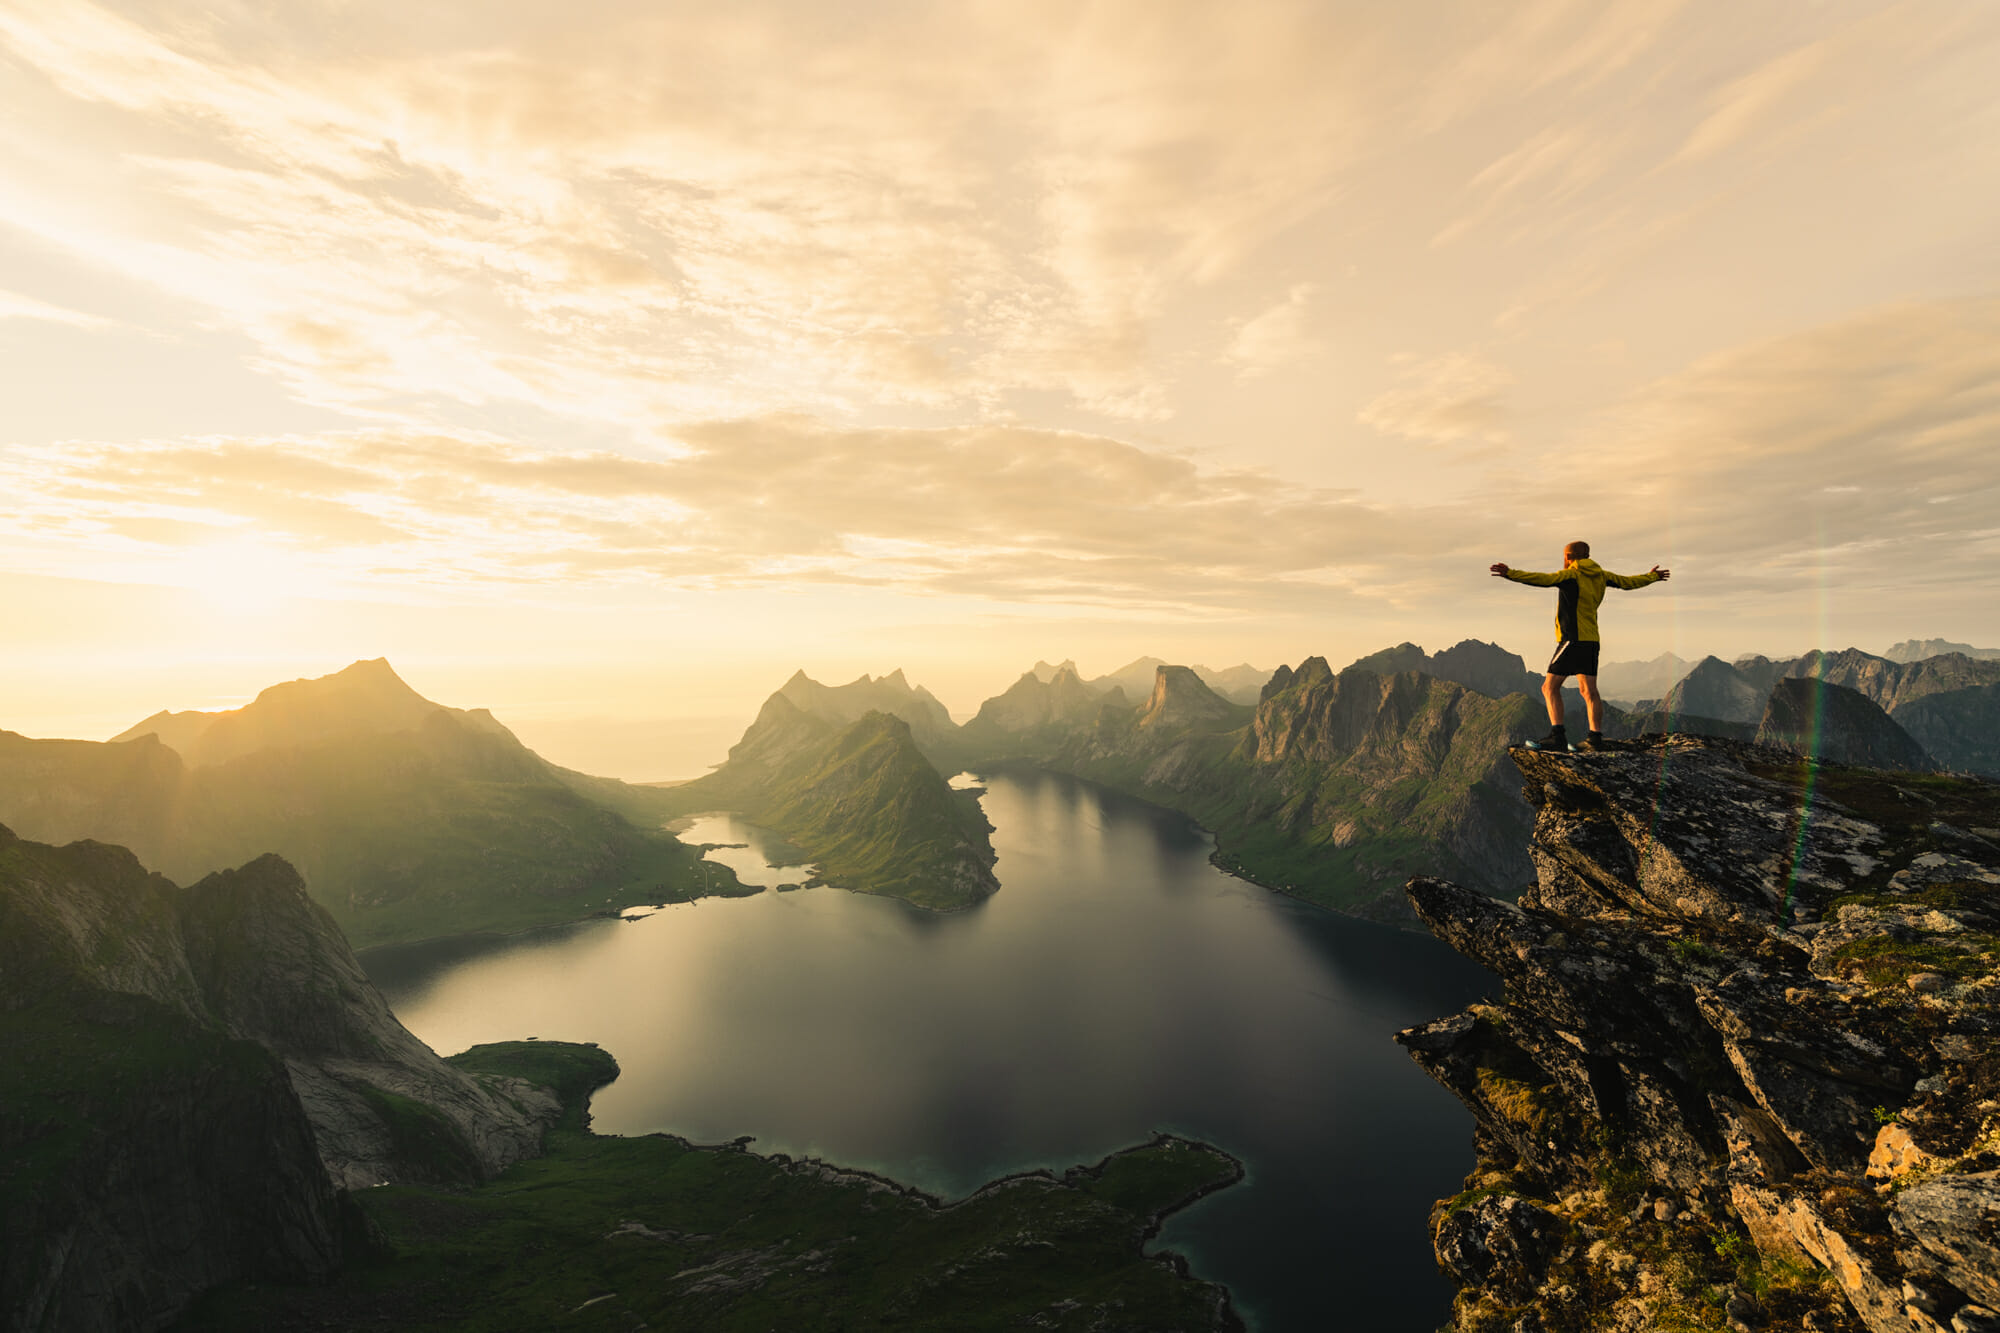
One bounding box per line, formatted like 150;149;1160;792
1883;637;2000;662
1636;647;2000;773
1032;657;1273;705
0;660;735;948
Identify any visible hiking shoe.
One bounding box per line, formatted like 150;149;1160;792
1582;733;1607;752
1523;730;1571;752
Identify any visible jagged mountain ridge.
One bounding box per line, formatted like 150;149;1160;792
1080;656;1272;705
1400;736;2000;1333
1885;638;2000;663
0;826;570;1330
1036;658;1546;919
959;663;1127;761
1649;648;2000;774
774;667;962;756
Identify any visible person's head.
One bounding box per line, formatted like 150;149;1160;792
1563;540;1590;565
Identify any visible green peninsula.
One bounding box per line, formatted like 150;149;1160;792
179;1042;1244;1332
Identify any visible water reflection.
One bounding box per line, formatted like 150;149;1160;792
669;812;817;888
364;769;1493;1333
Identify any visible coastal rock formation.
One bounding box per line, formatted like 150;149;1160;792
1048;658;1546;918
1401;736;2000;1333
0;825;569;1330
1755;678;1933;772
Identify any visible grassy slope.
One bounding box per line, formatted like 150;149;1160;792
177;1042;1243;1333
636;711;999;911
0;721;747;950
754;713;996;909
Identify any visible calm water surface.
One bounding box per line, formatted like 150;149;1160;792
362;770;1493;1332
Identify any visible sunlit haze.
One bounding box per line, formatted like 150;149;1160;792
5;2;1998;779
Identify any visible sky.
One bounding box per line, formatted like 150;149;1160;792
4;1;1999;779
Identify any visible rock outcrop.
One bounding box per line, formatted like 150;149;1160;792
1402;736;2000;1333
0;824;569;1330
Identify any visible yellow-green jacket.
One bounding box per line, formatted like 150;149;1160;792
1505;558;1662;642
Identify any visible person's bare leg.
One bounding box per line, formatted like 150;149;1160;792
1542;674;1567;728
1579;675;1605;733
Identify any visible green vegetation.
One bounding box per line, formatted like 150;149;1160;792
0;715;747;951
1041;662;1547;916
352;1084;484;1186
1826;932;1997;988
178;1043;1241;1332
657;710;999;911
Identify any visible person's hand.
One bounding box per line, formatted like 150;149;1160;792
1652;565;1671;580
1489;563;1510;577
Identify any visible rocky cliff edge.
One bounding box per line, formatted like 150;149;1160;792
1399;735;2000;1333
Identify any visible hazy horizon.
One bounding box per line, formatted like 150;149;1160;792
6;3;1998;778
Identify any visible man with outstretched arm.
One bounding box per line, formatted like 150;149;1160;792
1490;540;1669;752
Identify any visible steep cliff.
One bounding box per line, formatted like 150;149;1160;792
1050;660;1546;919
1401;736;2000;1332
0;825;571;1331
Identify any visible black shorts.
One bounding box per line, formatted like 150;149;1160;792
1547;640;1600;678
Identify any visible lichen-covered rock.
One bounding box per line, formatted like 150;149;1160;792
1401;736;2000;1333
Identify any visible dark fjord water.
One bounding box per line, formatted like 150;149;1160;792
362;769;1493;1332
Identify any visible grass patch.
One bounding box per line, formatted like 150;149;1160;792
1826;933;1997;988
176;1045;1243;1332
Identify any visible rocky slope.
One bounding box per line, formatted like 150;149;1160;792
1047;659;1546;919
1400;736;2000;1332
0;825;571;1331
0;661;716;947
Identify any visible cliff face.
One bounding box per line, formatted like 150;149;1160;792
1401;736;2000;1333
1047;659;1545;919
1;823;570;1331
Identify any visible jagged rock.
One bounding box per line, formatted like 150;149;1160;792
1893;1173;2000;1309
1138;666;1240;734
1433;1195;1565;1302
1402;736;2000;1333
